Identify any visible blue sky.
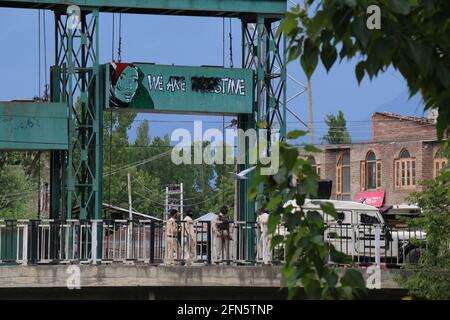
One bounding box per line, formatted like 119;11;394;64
0;2;426;145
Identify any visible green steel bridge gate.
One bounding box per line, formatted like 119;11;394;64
0;0;288;258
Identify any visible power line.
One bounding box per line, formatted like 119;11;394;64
112;13;115;61
103;150;172;177
133;191;165;207
0;114;434;126
0;190;37;199
0;139;240;149
38;9;41;97
43;10;48;90
117;13;123;62
229;18;234;68
1;132;441;149
132;177;206;202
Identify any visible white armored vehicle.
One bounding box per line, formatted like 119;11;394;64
284;199;425;265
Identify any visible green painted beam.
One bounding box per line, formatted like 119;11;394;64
0;101;68;150
104;63;254;114
0;0;286;17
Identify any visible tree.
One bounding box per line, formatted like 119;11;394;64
280;0;450;139
0;165;35;219
273;0;450;298
250;130;367;299
398;151;450;300
0;151;45;219
135;119;151;148
321;110;351;144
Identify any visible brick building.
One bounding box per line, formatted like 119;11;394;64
305;112;448;208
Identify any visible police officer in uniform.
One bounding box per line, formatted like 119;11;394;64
165;209;179;265
183;208;197;265
257;208;271;265
213;206;232;264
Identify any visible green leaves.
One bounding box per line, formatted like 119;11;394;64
406;39;433;76
252;121;367;300
0;165;35;219
303;145;322;153
283;0;450;141
301;39;319;79
341;269;367;297
320;201;338;220
288;44;302;63
268;213;281;234
267;195;282;211
400;174;450;299
355;61;366;83
321;110;352;144
386;0;411;15
287;130;307;140
320;43;338;72
350;16;368;48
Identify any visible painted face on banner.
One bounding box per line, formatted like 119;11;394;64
114;66;139;103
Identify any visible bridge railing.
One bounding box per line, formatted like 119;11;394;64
325;223;425;267
0;219;423;267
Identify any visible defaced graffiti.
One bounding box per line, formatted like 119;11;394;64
109;62;140;108
109;62;154;109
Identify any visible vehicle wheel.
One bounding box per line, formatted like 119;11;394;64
405;247;421;264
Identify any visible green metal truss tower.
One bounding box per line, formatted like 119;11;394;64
51;8;102;220
239;17;287;259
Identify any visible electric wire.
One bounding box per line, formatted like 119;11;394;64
103;149;172;177
0;114;435;125
132;177;205;202
108;110;113;216
118;13;122;62
43;10;48;94
38;10;41;97
229;18;234;68
112;13;115;61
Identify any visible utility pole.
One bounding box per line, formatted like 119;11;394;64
164;186;169;221
180;182;184;220
127;173;132;260
234;163;239;222
165;184;183;219
307;78;314;144
127;173;132;220
304;0;314;144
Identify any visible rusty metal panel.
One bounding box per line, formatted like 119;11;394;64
0;102;68;150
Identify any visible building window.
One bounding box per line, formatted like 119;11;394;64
434;148;448;177
308;156;321;177
336;152;351;200
360;151;382;190
394;149;416;188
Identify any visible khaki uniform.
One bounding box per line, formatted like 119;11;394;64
165;217;179;265
183;216;197;265
213;213;231;262
257;212;272;264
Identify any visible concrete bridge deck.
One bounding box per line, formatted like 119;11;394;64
0;265;407;299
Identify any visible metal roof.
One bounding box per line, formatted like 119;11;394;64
300;199;379;211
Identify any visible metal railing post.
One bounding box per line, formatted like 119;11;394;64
375;224;381;267
206;221;212;264
150;221;155;264
21;224;28;265
91;220;98;264
29;220;38;264
126;220;132;260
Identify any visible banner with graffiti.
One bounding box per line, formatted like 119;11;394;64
105;63;253;114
